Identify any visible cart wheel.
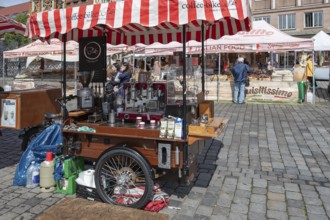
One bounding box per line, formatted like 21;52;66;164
21;126;42;151
95;147;154;209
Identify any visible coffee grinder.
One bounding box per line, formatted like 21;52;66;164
77;71;94;109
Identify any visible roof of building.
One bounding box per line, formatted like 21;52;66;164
0;2;30;18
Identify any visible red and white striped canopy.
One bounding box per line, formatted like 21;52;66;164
0;15;26;36
26;0;252;45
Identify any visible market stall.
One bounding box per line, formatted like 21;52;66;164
312;31;330;93
22;0;252;209
139;21;313;102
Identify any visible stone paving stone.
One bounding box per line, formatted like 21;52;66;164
284;183;300;192
177;205;195;217
6;198;26;207
301;189;318;197
250;194;266;204
307;213;329;220
252;187;267;195
234;190;251;198
267;200;287;211
228;212;247;220
29;204;49;215
286;199;305;208
267;210;288;220
305;205;326;215
268;185;285;193
13;212;35;220
230;203;248;214
212;206;230;217
195;205;214;216
0;205;13;215
173;214;194;220
248;212;267;220
210;214;228;220
194;214;210;220
0;212;19;220
303;196;322;206
289;217;307;220
252;179;267;188
18;192;37;200
288;207;306;217
267;192;285;201
286;192;303;200
1;193;20;201
11;204;32;214
249;202;266;214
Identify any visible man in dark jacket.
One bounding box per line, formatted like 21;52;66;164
231;57;253;104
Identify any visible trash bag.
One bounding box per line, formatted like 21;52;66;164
13;124;63;186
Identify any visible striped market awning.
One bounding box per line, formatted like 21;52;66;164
0;15;26;36
25;0;252;45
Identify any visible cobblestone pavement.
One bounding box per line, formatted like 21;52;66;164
1;102;330;220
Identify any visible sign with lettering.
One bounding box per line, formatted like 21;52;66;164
1;99;16;128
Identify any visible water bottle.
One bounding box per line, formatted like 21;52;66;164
26;161;39;188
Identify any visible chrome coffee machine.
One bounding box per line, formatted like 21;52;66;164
77;71;94;109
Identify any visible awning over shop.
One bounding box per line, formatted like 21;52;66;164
0;15;26;36
25;0;252;45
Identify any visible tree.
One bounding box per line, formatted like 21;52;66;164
3;13;30;50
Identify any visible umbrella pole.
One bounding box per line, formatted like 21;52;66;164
182;25;188;175
312;50;315;104
218;53;221;102
201;23;205;95
62;34;67;120
2;58;5;86
74;62;77;95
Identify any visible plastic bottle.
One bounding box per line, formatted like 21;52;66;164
40;152;56;192
26;161;39;188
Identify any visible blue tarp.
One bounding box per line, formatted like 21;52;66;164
13;124;63;186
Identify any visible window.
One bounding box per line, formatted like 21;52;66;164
253;16;270;23
278;14;295;30
305;12;323;28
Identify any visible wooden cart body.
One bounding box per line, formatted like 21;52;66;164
0;88;61;129
63;101;226;182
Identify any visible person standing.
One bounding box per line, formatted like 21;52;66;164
231;57;253;104
115;62;131;98
306;55;318;90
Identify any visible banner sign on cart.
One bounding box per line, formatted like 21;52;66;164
1;99;16;128
79;37;106;82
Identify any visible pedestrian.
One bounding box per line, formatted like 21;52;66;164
306;55;318;90
115;62;131;98
231;57;253;104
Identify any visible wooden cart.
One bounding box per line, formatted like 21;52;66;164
62;100;226;209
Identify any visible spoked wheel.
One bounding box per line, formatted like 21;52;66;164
95;147;154;209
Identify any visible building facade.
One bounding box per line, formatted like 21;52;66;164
252;0;330;37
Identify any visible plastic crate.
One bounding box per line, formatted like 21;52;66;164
76;183;102;202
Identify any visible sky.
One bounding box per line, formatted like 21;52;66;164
0;0;29;7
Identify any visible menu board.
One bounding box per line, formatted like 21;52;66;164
1;99;16;128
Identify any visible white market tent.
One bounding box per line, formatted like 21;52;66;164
140;20;313;54
312;31;330;51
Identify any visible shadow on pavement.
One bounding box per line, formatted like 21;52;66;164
156;139;224;199
0;128;23;169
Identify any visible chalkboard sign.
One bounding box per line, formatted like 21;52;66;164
79;37;106;80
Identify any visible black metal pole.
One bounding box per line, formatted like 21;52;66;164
63;34;67;120
182;25;188;175
201;23;205;94
182;25;187;140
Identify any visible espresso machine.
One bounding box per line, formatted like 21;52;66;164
77;71;94;109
